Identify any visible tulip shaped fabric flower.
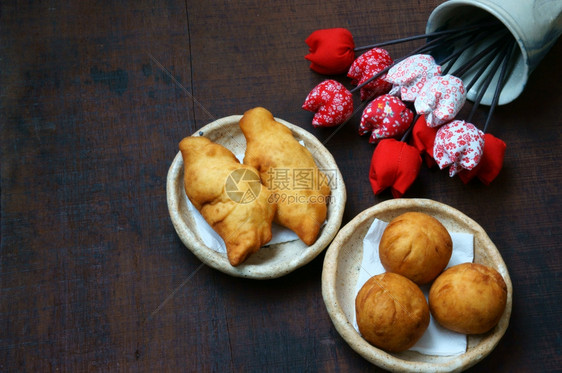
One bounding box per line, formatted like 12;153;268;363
410;115;438;167
359;94;413;143
433;120;485;177
415;74;466;127
458;133;506;185
305;28;356;75
384;54;441;101
347;48;393;100
369;139;422;198
302;79;354;127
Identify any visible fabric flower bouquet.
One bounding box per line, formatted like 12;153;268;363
302;26;511;198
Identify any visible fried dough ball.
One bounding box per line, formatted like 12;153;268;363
355;272;430;352
379;212;452;284
429;262;507;334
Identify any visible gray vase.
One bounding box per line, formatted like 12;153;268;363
427;0;562;105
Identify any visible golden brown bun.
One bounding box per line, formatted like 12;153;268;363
429;262;507;334
179;136;276;266
239;107;330;245
355;272;430;352
379;212;452;284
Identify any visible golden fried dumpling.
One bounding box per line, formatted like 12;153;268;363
239;107;331;245
179;136;276;266
379;212;452;285
429;262;508;334
356;272;430;352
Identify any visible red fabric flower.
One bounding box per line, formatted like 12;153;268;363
305;28;356;75
347;48;393;100
359;94;413;143
369;139;422;198
302;79;354;127
458;133;506;185
433;120;485;176
410;115;438;167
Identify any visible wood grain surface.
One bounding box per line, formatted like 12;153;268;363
1;0;560;371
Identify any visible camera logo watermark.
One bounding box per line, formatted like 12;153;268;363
225;169;262;204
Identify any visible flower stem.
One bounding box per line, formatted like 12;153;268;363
400;113;419;142
353;20;500;52
450;30;510;78
439;28;504;74
483;40;517;133
464;41;506;92
466;39;513;123
349;65;391;94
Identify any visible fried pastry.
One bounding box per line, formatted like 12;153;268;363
429;262;507;334
355;272;430;352
239;107;331;245
379;212;452;285
179;136;276;266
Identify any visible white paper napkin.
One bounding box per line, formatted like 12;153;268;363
353;218;474;356
184;193;299;254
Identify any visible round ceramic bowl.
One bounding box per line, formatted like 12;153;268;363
322;198;512;372
167;115;346;279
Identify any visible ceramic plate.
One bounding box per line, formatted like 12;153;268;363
167;115;346;279
322;198;512;372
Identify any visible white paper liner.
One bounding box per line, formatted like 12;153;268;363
184;192;299;254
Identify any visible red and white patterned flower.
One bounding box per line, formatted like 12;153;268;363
433;120;485;177
414;74;466;127
302;79;354;127
359;94;413;143
384;54;441;101
347;48;393;100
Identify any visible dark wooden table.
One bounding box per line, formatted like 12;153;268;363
2;1;560;371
